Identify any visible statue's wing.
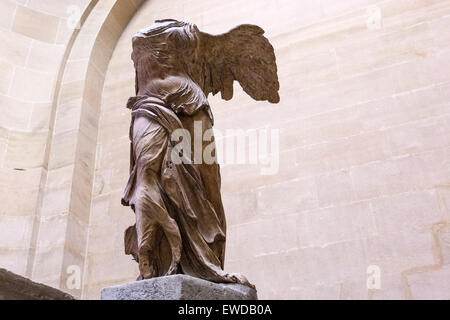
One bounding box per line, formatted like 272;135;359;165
190;24;280;103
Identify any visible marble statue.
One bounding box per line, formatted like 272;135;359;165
122;19;279;288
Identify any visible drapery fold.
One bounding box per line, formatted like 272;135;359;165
122;95;253;287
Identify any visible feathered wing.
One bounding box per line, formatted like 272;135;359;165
187;24;280;103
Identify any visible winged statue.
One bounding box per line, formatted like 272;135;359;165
122;19;279;288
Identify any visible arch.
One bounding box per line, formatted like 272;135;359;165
28;0;145;298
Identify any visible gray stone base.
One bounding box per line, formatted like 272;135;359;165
0;268;75;300
101;275;257;300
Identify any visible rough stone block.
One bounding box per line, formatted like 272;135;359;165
0;268;74;300
101;275;258;300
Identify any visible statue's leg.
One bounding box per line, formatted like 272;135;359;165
134;175;182;277
134;215;157;279
132;116;182;277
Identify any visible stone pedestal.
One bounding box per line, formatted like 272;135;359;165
0;268;75;300
101;275;257;300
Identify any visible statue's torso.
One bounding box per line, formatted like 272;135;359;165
137;74;212;120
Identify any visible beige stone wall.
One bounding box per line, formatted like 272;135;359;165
89;0;450;299
0;0;91;278
1;0;450;299
0;0;143;297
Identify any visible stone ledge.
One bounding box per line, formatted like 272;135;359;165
101;275;258;300
0;268;75;300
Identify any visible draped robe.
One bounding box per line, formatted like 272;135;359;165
122;95;251;287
